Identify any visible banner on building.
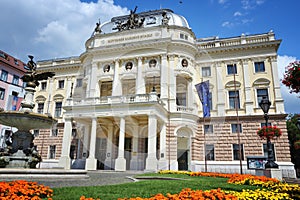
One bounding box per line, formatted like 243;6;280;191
6;95;23;111
195;80;210;117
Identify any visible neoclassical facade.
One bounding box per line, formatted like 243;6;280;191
33;9;295;177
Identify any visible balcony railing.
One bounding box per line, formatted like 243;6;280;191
71;93;162;106
176;105;194;113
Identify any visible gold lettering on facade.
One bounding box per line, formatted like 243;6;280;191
107;34;153;44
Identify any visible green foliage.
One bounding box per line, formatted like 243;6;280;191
286;113;300;175
51;174;256;200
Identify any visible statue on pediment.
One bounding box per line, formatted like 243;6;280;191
94;19;101;34
162;11;170;25
113;6;145;31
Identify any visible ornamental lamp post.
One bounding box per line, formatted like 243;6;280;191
259;97;279;169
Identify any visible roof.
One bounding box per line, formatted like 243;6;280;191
99;9;190;34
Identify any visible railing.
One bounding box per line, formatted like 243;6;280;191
71;93;162;106
176;105;194;113
197;32;274;50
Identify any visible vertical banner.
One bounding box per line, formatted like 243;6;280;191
7;95;23;111
195;80;210;117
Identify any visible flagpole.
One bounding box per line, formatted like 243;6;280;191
204;116;207;172
234;69;243;174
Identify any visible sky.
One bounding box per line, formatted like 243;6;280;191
0;0;299;113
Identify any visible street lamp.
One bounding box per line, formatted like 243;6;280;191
259;97;278;169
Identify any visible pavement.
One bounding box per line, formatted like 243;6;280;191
0;170;144;188
0;169;299;188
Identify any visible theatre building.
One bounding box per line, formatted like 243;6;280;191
33;9;296;178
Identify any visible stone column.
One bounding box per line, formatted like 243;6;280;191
136;57;145;94
160;54;168;100
86;117;98;170
66;77;73;98
104;124;114;169
112;60;122;96
158;123;168;170
270;57;285;113
167;55;176;112
242;59;253;114
88;62;98;98
145;114;158;171
216;62;225;116
47;79;54;114
58;117;72;169
187;79;193;109
115;117;126;171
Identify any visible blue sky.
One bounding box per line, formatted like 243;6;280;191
0;0;299;113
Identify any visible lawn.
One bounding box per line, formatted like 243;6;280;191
51;173;257;200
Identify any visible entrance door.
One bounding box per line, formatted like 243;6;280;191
177;150;188;170
125;138;132;170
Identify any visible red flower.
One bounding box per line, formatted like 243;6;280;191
282;60;300;94
256;126;282;140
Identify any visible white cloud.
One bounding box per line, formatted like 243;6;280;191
0;0;129;61
241;0;265;10
222;21;234;27
277;55;300;114
218;0;227;4
234;11;242;17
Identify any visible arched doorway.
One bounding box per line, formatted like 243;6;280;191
176;127;193;171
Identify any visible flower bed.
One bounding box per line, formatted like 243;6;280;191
2;172;300;200
0;180;53;200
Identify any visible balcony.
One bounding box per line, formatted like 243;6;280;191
70;93;162;106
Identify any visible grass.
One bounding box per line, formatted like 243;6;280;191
51;173;258;200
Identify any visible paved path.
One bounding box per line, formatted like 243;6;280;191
0;170;299;188
0;171;144;188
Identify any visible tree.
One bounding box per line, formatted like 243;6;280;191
286;113;300;177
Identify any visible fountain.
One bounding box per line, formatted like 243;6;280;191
0;56;57;168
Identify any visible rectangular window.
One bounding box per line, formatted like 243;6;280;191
255;61;265;73
204;124;214;134
209;92;212;111
58;80;64;89
0;88;5;100
205;144;215;160
227;64;237;75
12;75;19;85
33;130;39;137
263;144;276;161
176;93;186;106
52;129;58;137
231;124;242;133
180;33;184;39
202;67;211;77
41;82;47;90
76;78;83;87
233;144;244;160
49;145;56;159
229;90;240;109
72;128;77;137
14;59;19;65
257;89;269;105
0;70;8;81
261;122;272;127
37;103;44;114
54;102;62;117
